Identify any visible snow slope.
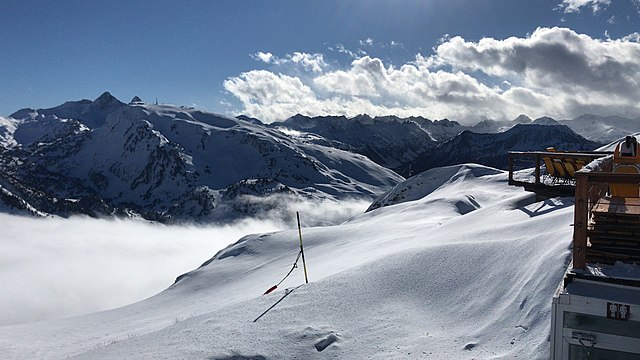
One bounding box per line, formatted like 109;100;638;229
367;164;506;212
0;163;574;359
595;132;640;152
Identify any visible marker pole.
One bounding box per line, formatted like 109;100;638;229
296;211;309;284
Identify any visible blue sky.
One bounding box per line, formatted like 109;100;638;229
1;0;639;123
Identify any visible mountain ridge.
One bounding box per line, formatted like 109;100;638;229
1;92;635;222
0;94;403;223
403;123;603;175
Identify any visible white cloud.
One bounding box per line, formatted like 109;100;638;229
251;52;327;73
360;37;374;46
288;52;327;73
224;70;315;105
226;28;640;124
252;51;274;64
335;43;358;58
314;57;388;97
558;0;611;13
623;32;640;42
432;27;640;112
223;70;319;121
0;215;281;325
225;56;512;123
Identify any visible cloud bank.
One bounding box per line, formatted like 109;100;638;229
0;198;369;326
0;215;279;326
224;27;640;124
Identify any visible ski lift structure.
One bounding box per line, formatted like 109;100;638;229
510;143;640;359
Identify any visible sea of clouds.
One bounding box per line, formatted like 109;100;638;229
0;198;369;326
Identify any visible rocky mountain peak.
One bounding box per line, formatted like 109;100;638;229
513;114;532;123
532;116;560;125
93;92;122;109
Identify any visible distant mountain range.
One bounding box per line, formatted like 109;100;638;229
0;92;634;222
276;114;460;172
468;114;640;144
401;124;602;176
276;114;607;177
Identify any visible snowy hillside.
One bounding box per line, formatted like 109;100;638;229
404;124;602;175
367;164;505;211
0;93;403;223
0;164;574;359
595;133;640;152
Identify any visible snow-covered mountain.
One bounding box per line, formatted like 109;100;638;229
559;114;640;144
473;113;640;143
470;114;534;133
275;113;636;177
403;124;602;175
0;93;403;223
0;164;574;359
465;114;639;144
276;114;465;174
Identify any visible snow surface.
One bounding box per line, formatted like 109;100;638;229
595;132;640;152
0;164;575;359
367;164;507;212
587;261;640;281
0;116;18;148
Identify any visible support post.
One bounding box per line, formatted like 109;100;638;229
508;153;514;185
535;154;541;185
296;212;309;283
573;173;589;270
